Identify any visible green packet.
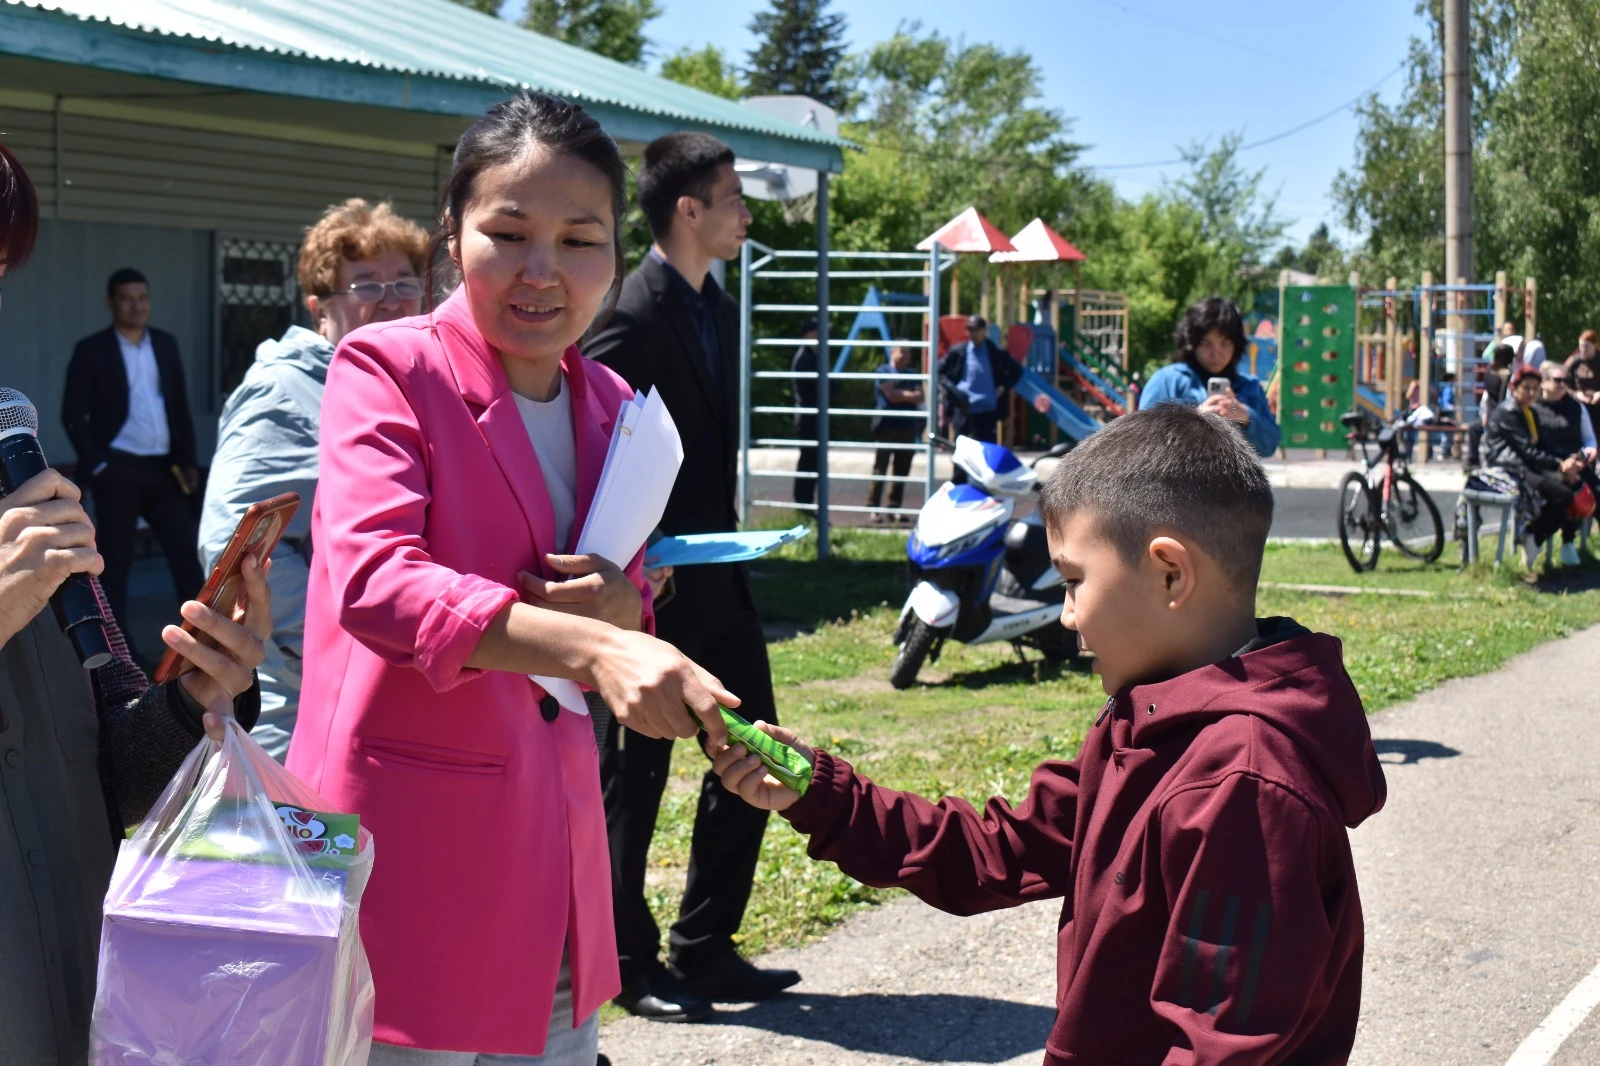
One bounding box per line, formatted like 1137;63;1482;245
719;706;813;795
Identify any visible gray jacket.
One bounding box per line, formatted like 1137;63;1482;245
199;326;332;761
0;584;259;1064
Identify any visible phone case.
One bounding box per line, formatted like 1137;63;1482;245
719;707;813;794
152;493;300;686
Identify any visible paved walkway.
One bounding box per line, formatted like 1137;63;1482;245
599;626;1600;1065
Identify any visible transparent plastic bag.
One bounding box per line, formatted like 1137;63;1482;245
90;718;376;1065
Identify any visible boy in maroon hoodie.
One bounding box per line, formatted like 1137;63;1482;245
712;404;1388;1065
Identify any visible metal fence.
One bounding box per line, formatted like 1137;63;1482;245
738;239;950;560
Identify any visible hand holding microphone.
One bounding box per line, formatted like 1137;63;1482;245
0;388;112;666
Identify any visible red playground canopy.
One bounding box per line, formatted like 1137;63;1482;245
916;207;1016;255
988;218;1087;263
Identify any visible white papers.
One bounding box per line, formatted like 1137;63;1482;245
534;388;684;715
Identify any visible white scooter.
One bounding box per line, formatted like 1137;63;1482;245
889;436;1076;689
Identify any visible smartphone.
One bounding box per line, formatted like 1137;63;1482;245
1207;377;1232;397
152;492;300;685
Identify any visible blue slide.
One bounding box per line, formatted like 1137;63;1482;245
1014;368;1103;442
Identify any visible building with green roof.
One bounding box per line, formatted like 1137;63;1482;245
0;0;845;460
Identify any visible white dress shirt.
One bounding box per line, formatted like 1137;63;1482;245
110;329;171;457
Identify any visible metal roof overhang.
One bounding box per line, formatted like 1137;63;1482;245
0;2;847;171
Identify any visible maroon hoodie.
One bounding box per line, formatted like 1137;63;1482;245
784;618;1387;1065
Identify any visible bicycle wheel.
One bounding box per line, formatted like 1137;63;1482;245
1386;473;1445;563
1338;472;1380;572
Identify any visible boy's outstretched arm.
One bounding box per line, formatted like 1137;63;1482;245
714;725;1080;915
1148;772;1354;1065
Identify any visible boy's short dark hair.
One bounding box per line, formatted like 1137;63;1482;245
107;267;148;299
1039;404;1274;593
637;132;735;239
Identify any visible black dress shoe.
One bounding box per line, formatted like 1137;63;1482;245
671;950;801;1002
612;962;713;1023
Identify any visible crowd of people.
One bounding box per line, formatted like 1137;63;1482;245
1479;329;1600;569
14;86;1549;1066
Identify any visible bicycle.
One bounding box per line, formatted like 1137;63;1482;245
1336;410;1445;572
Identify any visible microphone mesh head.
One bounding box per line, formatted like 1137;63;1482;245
0;387;40;437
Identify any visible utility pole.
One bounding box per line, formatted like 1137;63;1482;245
1443;0;1473;384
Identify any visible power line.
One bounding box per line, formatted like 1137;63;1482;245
1081;0;1360;82
1088;62;1406;171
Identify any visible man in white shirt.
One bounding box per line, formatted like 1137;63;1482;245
62;268;204;650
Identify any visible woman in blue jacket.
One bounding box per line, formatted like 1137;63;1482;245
1138;296;1280;457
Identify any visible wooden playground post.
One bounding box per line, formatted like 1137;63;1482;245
980;261;990;321
1071;261;1084;356
1276;270;1288;459
1455;276;1471;456
1419;271;1434;444
1494;270;1509;335
949;269;960;318
1524;276;1538;340
1385;276;1400;418
994;272;1005;330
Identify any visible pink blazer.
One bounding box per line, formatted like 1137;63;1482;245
287;288;649;1054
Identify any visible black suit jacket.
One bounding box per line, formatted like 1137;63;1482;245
586;255;746;630
61;326;197;473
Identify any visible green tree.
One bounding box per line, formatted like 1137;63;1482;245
746;0;849;106
1335;0;1600;352
661;44;744;100
1271;223;1346;279
1169;132;1287;287
522;0;662;67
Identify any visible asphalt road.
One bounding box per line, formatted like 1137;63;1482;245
597;626;1600;1066
753;482;1463;543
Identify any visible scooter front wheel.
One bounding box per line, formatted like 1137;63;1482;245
890;619;942;690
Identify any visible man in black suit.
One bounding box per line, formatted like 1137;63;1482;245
62;268;205;642
587;132;800;1022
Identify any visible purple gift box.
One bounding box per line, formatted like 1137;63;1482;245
91;854;363;1065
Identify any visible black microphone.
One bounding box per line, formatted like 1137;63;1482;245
0;388;113;669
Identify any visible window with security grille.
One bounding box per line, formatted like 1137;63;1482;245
218;238;301;400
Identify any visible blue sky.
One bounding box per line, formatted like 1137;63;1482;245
639;0;1426;249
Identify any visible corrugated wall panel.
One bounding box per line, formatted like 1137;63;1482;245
0;105;439;238
0;105;57;212
58;113;439;237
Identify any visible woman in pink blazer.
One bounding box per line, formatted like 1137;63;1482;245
288;93;737;1064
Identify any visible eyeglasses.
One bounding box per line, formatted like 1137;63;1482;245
331;277;425;304
1549;376;1570;385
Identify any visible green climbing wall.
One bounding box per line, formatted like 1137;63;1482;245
1277;285;1356;450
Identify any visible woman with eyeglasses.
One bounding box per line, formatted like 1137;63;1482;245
199;198;428;759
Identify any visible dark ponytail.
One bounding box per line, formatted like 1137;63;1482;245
429;91;629;325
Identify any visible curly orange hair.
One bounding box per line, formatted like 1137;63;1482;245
296;199;427;299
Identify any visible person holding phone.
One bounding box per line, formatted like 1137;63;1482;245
287;93;736;1065
1137;296;1280;457
0;143;270;1066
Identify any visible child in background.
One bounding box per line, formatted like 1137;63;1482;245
712;404;1388;1064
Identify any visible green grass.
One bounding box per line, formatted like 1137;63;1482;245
632;532;1600;967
